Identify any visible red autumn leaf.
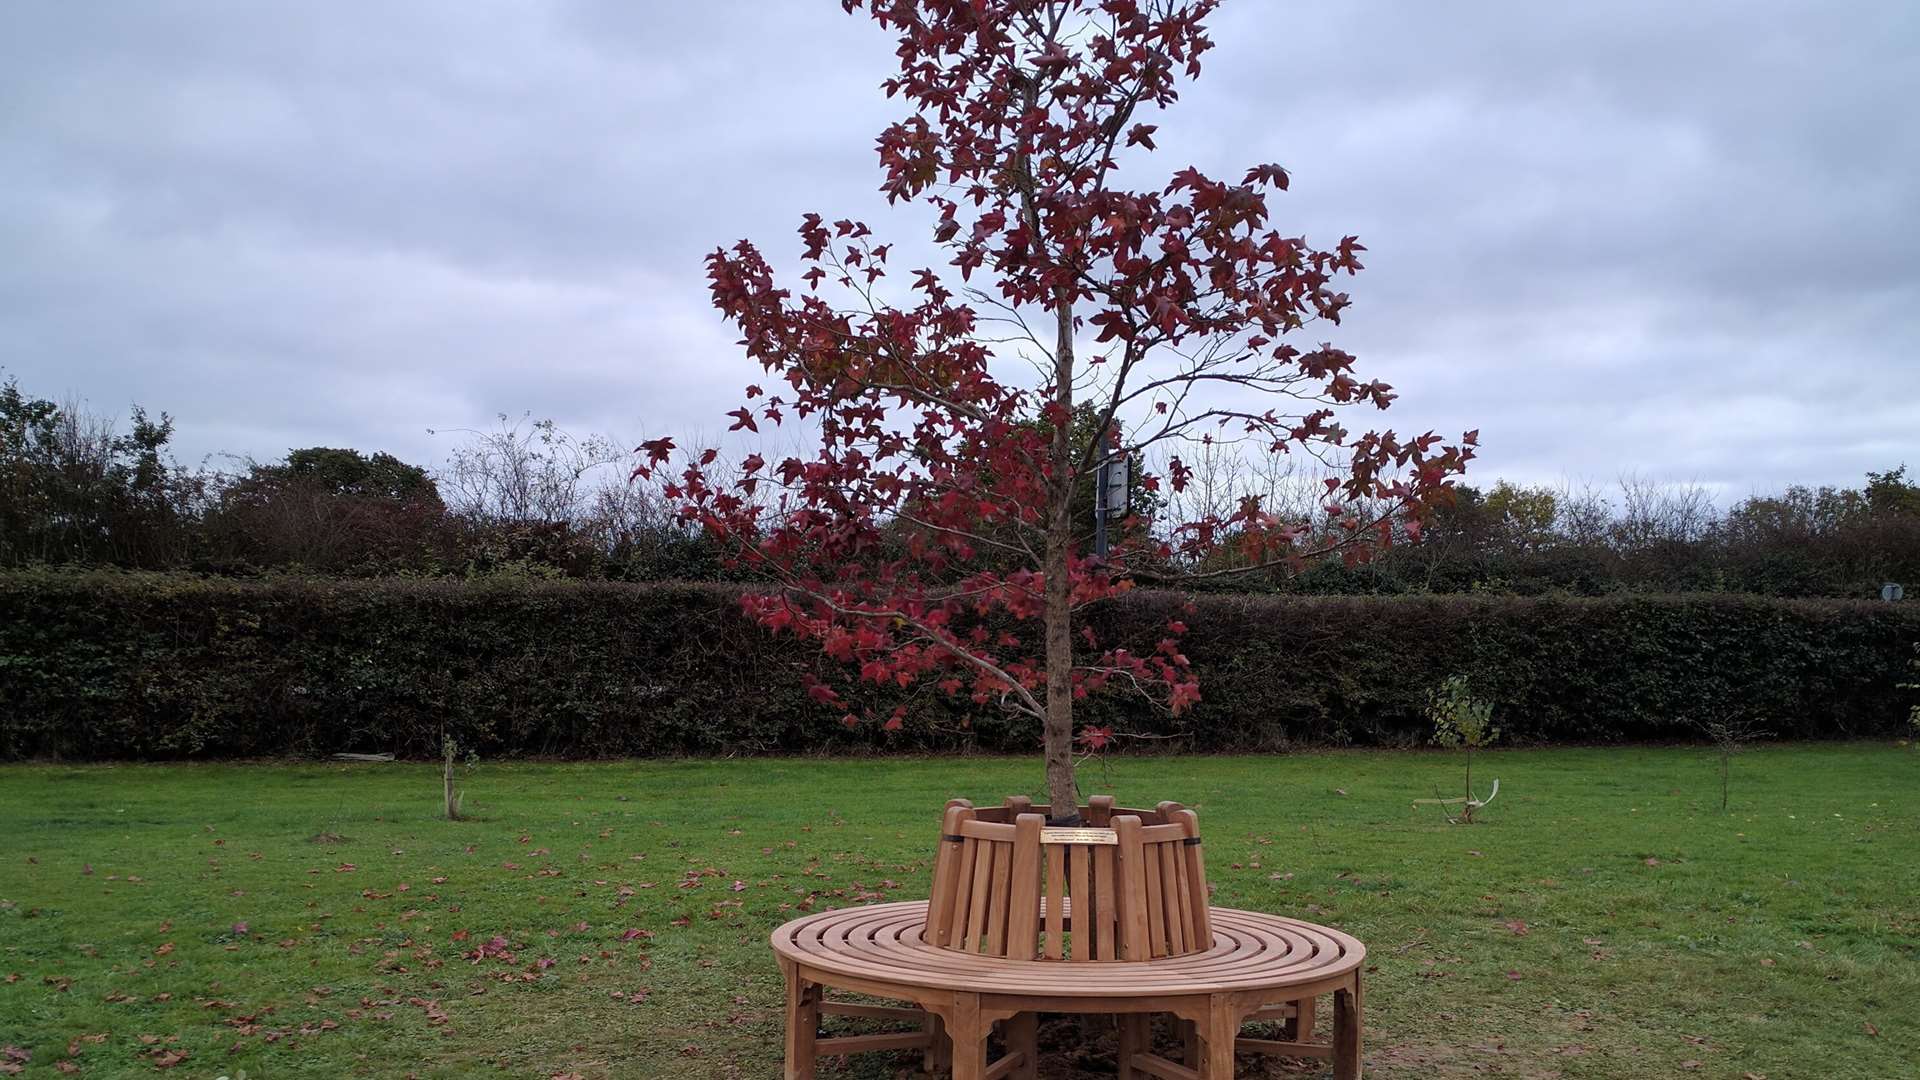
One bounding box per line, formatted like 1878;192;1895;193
1243;163;1290;189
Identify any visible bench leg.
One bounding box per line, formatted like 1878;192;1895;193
1203;996;1240;1079
1117;1013;1147;1079
1290;995;1316;1042
925;1011;946;1073
948;994;987;1080
1181;1018;1200;1068
1005;1011;1038;1079
1333;978;1363;1080
781;962;818;1080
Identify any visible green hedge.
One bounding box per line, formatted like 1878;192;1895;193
1;572;1914;759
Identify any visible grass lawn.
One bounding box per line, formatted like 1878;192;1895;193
1;746;1915;1079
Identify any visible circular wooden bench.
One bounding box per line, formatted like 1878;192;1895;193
772;899;1365;1079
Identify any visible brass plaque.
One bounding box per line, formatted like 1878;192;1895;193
1040;827;1118;846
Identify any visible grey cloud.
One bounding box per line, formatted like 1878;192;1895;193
1;0;1913;496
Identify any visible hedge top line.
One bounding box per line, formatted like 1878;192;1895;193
6;569;1917;619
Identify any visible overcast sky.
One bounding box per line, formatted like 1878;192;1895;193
2;1;1915;501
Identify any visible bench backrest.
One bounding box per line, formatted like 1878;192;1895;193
925;795;1211;961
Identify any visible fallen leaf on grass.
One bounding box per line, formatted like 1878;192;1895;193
65;1035;106;1056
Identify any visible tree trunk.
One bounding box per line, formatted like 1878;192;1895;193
1042;290;1079;822
1013;65;1079;821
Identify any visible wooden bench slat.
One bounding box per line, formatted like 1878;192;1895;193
1043;846;1065;959
1068;844;1093;961
1144;842;1169;958
984;838;1012;955
1005;814;1042;961
1093;842;1117;960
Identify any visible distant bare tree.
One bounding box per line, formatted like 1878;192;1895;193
1613;473;1716;548
433;414;624;525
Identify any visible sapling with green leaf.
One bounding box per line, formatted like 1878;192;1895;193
1417;674;1500;823
442;732;478;821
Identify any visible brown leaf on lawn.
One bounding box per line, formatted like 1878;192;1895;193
67;1022;107;1053
1680;1061;1702;1070
149;1048;190;1068
1503;920;1529;936
1504;971;1523;980
152;943;173;957
1863;1022;1879;1036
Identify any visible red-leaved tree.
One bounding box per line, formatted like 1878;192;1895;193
641;0;1475;818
